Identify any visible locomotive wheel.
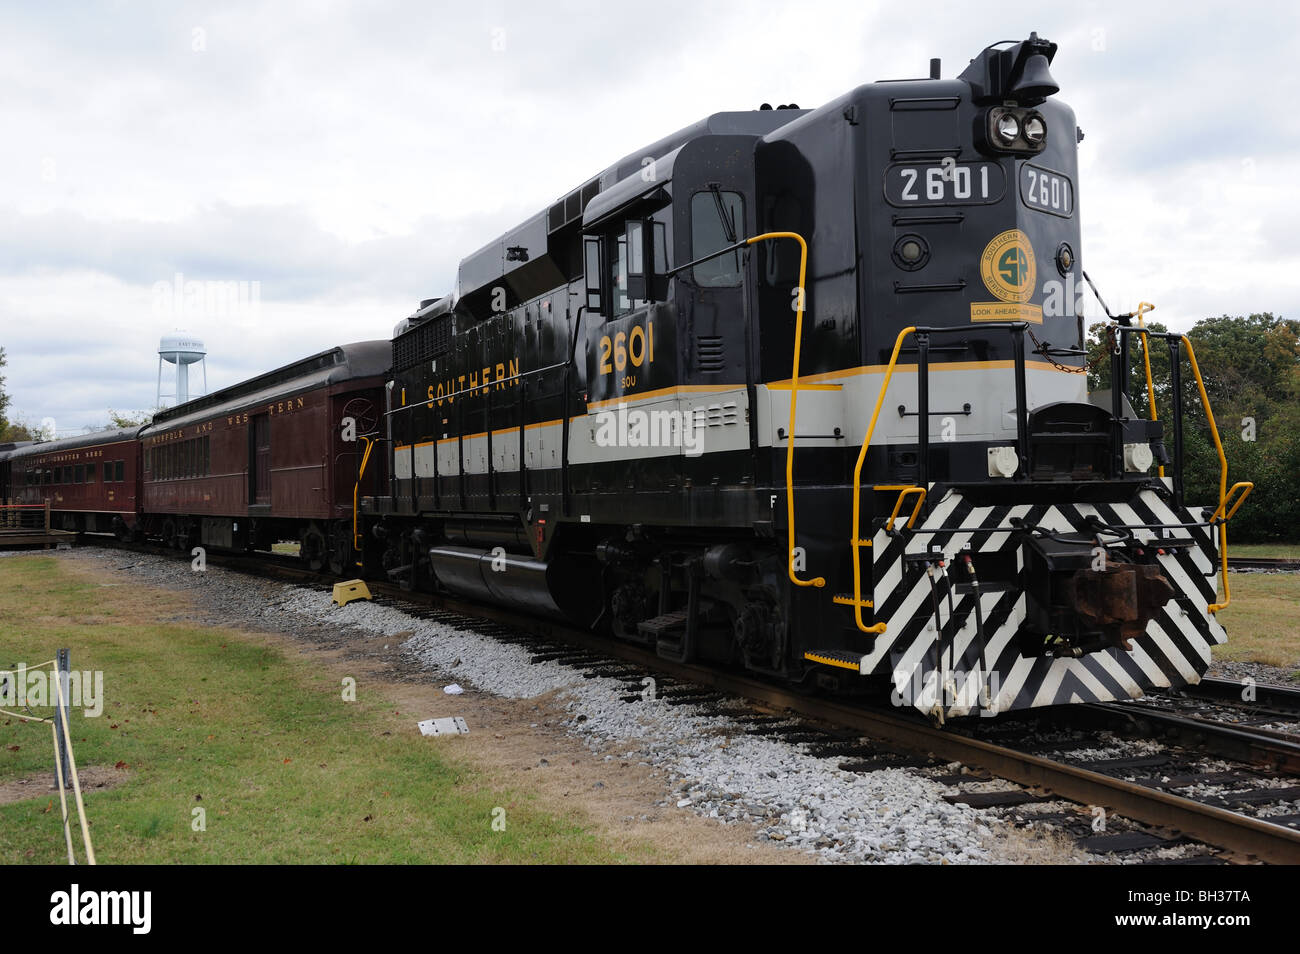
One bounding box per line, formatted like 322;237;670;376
300;524;328;573
395;531;419;591
328;522;352;577
609;581;650;642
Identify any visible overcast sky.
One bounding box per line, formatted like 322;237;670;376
2;1;1297;434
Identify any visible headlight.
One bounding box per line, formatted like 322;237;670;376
983;107;1048;155
1023;114;1046;144
995;113;1020;144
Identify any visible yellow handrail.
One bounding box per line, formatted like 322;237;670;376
746;230;824;589
1133;302;1163;478
1211;481;1254;523
849;326;918;634
886;486;927;532
1179;335;1252;613
352;435;375;566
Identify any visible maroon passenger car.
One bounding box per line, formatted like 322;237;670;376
140;341;388;572
0;428;143;537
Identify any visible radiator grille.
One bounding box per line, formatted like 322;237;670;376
393;316;452;372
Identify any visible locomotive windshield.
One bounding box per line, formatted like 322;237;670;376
691;190;743;287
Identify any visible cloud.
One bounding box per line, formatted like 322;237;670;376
1;0;1296;432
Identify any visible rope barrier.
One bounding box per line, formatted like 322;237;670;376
50;720;76;865
3;647;97;863
50;669;95;865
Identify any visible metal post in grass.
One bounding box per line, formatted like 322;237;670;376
54;649;71;787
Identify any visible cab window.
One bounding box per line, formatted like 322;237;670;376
691;191;744;287
612;232;630;317
583;237;602;312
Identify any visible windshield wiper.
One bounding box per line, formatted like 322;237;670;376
709;183;738;244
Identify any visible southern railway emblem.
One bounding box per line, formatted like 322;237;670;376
980;229;1036;303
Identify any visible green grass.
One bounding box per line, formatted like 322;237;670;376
0;556;643;863
1228;543;1300;559
1213;572;1300;672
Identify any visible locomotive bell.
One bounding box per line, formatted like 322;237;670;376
1011;53;1059;101
959;32;1059;105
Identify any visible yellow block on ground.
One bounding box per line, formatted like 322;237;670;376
332;579;372;606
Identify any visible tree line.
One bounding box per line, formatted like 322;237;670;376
1085;313;1299;542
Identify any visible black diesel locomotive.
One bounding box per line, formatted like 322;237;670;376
364;34;1251;719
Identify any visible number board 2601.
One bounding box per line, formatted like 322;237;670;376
884;161;1007;207
1019;164;1074;217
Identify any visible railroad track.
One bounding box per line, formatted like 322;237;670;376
79;535;1300;863
1185;675;1300;713
1080;681;1300;773
1226;556;1300;571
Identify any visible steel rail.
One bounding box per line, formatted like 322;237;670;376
1225;556;1300;571
1190;675;1300;710
1085;701;1300;776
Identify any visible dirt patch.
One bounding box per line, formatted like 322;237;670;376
0;764;130;808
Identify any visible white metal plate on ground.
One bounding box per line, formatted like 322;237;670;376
418;717;468;737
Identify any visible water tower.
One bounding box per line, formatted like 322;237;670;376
157;332;208;408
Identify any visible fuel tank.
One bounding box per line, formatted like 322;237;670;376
428;545;601;625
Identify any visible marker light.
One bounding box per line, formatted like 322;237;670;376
1124;442;1155;473
988;445;1020;478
